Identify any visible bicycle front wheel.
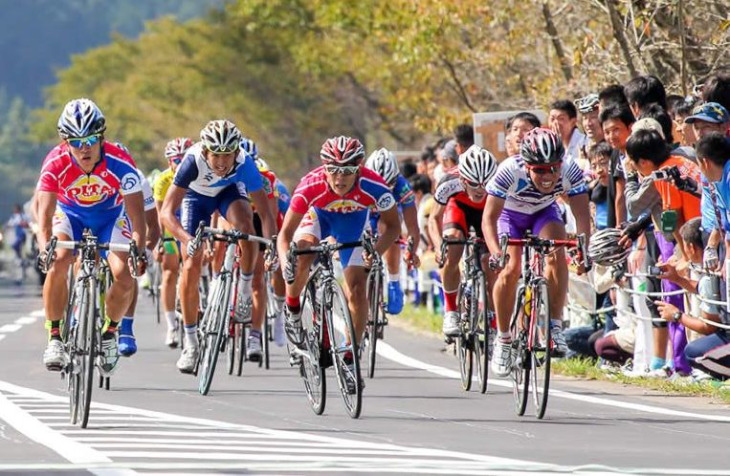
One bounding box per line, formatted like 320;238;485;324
364;268;383;379
327;282;362;419
76;281;96;428
300;280;326;415
198;276;230;395
531;281;551;419
510;288;529;417
456;283;472;391
473;274;489;394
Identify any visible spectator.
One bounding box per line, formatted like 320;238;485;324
549;99;587;164
701;73;730;112
685;102;730;140
598;84;628;111
401;159;417;179
671;96;700;147
576;93;604;148
599;104;635;227
588;142;616;230
453;123;474;155
505;112;540;157
6;203;29;262
639;103;696;161
624;75;668;117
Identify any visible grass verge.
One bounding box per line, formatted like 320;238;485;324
398;303;730;405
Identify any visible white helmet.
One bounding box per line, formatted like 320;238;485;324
57;98;106;139
200;119;242;154
588;228;631;267
457;145;497;185
365;147;398;186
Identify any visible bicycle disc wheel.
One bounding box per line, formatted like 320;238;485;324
327;282;362;419
510;289;529;417
364;269;382;379
78;284;96;428
300;280;326;415
474;274;489;394
531;281;551;419
456;283;472;391
198;277;229;395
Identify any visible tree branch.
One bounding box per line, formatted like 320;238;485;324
541;0;573;83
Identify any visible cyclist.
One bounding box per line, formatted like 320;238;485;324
483;127;591;377
364;147;420;314
160;120;276;374
36;98;147;375
428;145;498;336
153;137;193;348
277;136;400;393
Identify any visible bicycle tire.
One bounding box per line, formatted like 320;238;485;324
456;283;472;391
300;279;326;415
531;280;551;419
198;275;230;395
235;322;245;376
263;305;271;370
327;282;362;419
364;268;382;379
67;281;84;425
510;288;529;417
78;282;96;428
226;322;235;375
475;273;489;394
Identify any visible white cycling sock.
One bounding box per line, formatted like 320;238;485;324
184;324;198;348
274;295;285;316
165;311;177;330
240;273;253;298
388;273;400;282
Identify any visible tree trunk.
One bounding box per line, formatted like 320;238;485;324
541;1;573;83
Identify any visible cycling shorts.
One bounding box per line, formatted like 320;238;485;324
293;208;369;268
52;207;131;258
497;203;563;238
180;185;246;236
443;200;484;237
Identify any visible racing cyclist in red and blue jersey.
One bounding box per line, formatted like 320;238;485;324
277;136;401;393
36;98;147;376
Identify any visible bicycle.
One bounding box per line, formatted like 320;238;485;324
286;240;364;419
495;232;589;419
360;232;386;379
440;234;491;393
44;231;140;428
189;222;272;395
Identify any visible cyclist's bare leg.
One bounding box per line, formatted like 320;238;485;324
493;245;523;334
105;251;135;323
161;252;179;313
251;252;266;331
285;236;317;298
384;241;401;276
225;200;257;275
441;228;465;300
180;252;203;326
124;284;138;317
342;265;369;341
43;233;74;324
539;220;568;320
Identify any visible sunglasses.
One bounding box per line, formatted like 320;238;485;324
206;145;239;155
169;156;183;165
463;179;486;190
527;163;561;175
67;134;102;149
324;164;359;175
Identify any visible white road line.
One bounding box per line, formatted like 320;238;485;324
0;324;21;333
0;392;137;476
0;335;5;342
15;316;37;325
377;341;730;423
29;309;45;317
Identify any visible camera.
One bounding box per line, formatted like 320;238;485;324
647;265;662;276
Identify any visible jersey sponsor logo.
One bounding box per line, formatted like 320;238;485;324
376;193;395;210
67;176;116;205
121;173;140;192
324;199;365;213
515;178;529;192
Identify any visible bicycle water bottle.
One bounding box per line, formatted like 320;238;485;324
524;287;532;316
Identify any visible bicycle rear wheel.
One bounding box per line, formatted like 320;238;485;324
263;305;271;370
456;283;472;391
531;281;551;419
474;274;489;394
300;280;326;415
364;268;383;379
510;289;529;417
198;276;229;395
327;282;362;419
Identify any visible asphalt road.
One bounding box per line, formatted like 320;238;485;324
1;278;729;476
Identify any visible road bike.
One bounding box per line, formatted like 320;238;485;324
441;234;491;393
496;232;588;419
287;240;363;419
45;231;140;428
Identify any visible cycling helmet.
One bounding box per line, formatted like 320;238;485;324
521;127;565;165
200;119;241;154
365;147;398;185
588;228;631;267
255;157;270;173
57;98;106;139
457;145;497;185
164;137;193;158
575;93;600;114
320;136;365;165
240;137;258;159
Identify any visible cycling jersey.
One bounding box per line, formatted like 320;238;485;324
275;179;290;215
392;174;416;207
433;171;486;209
291;166;396;268
153;168;175;203
486;155;588;213
173;142;263;198
37;142;142;225
138;168;155;212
